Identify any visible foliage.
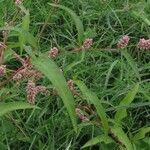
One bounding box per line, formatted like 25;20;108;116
0;0;150;149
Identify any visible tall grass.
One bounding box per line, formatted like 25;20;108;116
0;0;150;149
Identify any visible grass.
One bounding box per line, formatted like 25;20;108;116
0;0;150;149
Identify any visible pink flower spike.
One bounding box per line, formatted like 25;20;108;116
0;65;6;76
137;38;150;50
48;47;59;58
117;35;130;49
75;108;89;122
15;0;22;5
83;38;93;49
26;80;37;104
26;80;47;104
67;79;74;92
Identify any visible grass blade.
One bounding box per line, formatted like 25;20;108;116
0;102;39;116
75;80;109;134
121;50;140;80
114;83;139;124
32;55;77;132
111;126;133;150
64;50;85;74
0;26;37;49
81;134;113;149
132;127;150;142
48;3;84;45
104;60;118;88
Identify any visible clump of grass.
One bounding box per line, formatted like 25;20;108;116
0;0;150;149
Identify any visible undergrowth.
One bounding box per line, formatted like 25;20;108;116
0;0;150;149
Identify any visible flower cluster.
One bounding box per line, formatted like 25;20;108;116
13;54;42;81
137;38;150;50
0;65;6;76
67;79;74;92
26;80;47;104
117;35;130;49
48;47;59;58
83;38;93;49
15;0;22;5
75;108;89;122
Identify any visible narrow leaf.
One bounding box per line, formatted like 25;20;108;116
0;102;39;116
48;3;84;45
0;26;37;49
115;83;139;123
104;60;118;88
64;50;85;74
75;80;109;134
132;127;150;142
81;135;113;149
111;126;134;150
32;56;77;132
22;11;30;32
121;50;140;80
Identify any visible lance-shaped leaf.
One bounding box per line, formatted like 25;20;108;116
48;3;84;45
32;56;77;132
0;102;39;116
115;83;139;124
81;134;113;149
111;126;134;150
132;127;150;142
75;80;109;134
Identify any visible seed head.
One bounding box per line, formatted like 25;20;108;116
137;38;150;50
26;80;47;104
48;47;59;58
75;108;89;122
117;35;130;49
26;80;37;104
67;79;74;92
15;0;22;5
83;38;93;49
0;65;6;76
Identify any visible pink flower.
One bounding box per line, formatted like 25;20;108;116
13;69;42;81
137;38;150;50
67;80;74;92
83;38;93;49
26;80;37;104
0;65;6;76
75;108;89;122
13;54;42;81
26;80;47;104
117;35;130;49
48;47;59;58
15;0;22;5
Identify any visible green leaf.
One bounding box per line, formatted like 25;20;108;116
22;10;30;32
114;83;139;124
48;3;84;45
0;142;7;150
13;4;31;54
64;50;85;74
75;80;109;134
121;50;140;80
0;26;37;49
16;27;37;51
111;126;134;150
132;127;150;142
32;55;77;132
81;135;113;149
3;47;15;63
0;102;39;116
104;60;118;88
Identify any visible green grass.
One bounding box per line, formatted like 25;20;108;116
0;0;150;149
